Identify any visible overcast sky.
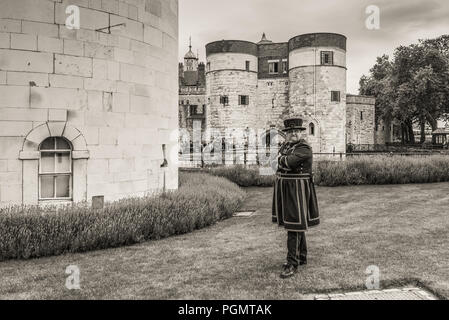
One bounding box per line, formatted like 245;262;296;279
179;0;449;94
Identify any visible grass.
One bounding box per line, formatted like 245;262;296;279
0;182;448;299
0;172;245;261
201;155;449;187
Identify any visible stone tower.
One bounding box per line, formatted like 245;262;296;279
0;0;179;207
288;33;347;153
205;40;259;139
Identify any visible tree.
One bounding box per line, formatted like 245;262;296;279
360;35;449;144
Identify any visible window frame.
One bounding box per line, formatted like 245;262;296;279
245;60;250;71
220;95;229;106
239;95;249;105
309;123;315;136
320;51;334;65
331;91;341;102
38;137;73;201
282;59;288;73
268;61;279;74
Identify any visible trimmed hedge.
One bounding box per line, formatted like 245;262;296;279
201;156;449;187
0;172;245;261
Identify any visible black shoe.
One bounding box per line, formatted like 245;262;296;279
280;264;297;279
299;260;307;266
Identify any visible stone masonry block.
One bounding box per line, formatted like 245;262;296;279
0;85;30;108
22;21;59;38
64;39;84;56
0;0;54;24
49;74;84;89
0;49;53;73
84;78;116;92
55;54;93;77
38;36;63;53
30;87;88;110
112;92;130;112
0;19;21;33
71;134;88;151
63;125;82;141
47;121;66;136
48;109;68;122
0;121;33;137
92;58;108;79
0;32;9;48
7;71;49;87
0;108;48;123
0;184;22;203
84;42;114;59
144;25;163;47
25;123;50;145
101;0;119;14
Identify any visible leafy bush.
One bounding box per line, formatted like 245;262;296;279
200;156;449;187
203;165;275;187
314;156;449;186
0;172;245;261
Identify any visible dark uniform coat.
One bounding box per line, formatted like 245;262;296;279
272;139;320;232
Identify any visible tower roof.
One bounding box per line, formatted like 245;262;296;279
258;32;273;44
184;36;197;59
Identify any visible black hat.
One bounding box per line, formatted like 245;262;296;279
282;117;306;132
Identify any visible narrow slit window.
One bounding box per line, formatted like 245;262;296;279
309;123;315;136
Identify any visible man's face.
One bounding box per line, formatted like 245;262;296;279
286;129;305;143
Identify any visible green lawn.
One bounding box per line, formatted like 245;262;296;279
0;182;448;299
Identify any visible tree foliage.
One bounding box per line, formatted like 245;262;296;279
360;35;449;143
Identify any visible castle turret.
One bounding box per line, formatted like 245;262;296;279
288;33;347;153
184;37;199;72
205;40;259;134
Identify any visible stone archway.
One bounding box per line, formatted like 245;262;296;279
19;122;89;205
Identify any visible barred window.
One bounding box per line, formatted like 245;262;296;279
239;95;249;105
331;91;340;102
245;61;250;71
320;51;334;65
39;137;72;200
220;95;229;106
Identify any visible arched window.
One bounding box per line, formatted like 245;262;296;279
39;137;72;200
309;123;315;136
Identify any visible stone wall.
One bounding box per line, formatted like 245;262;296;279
346;95;375;145
206;70;258;132
179;86;206;137
256;78;289;129
288;42;347;153
0;0;179;207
